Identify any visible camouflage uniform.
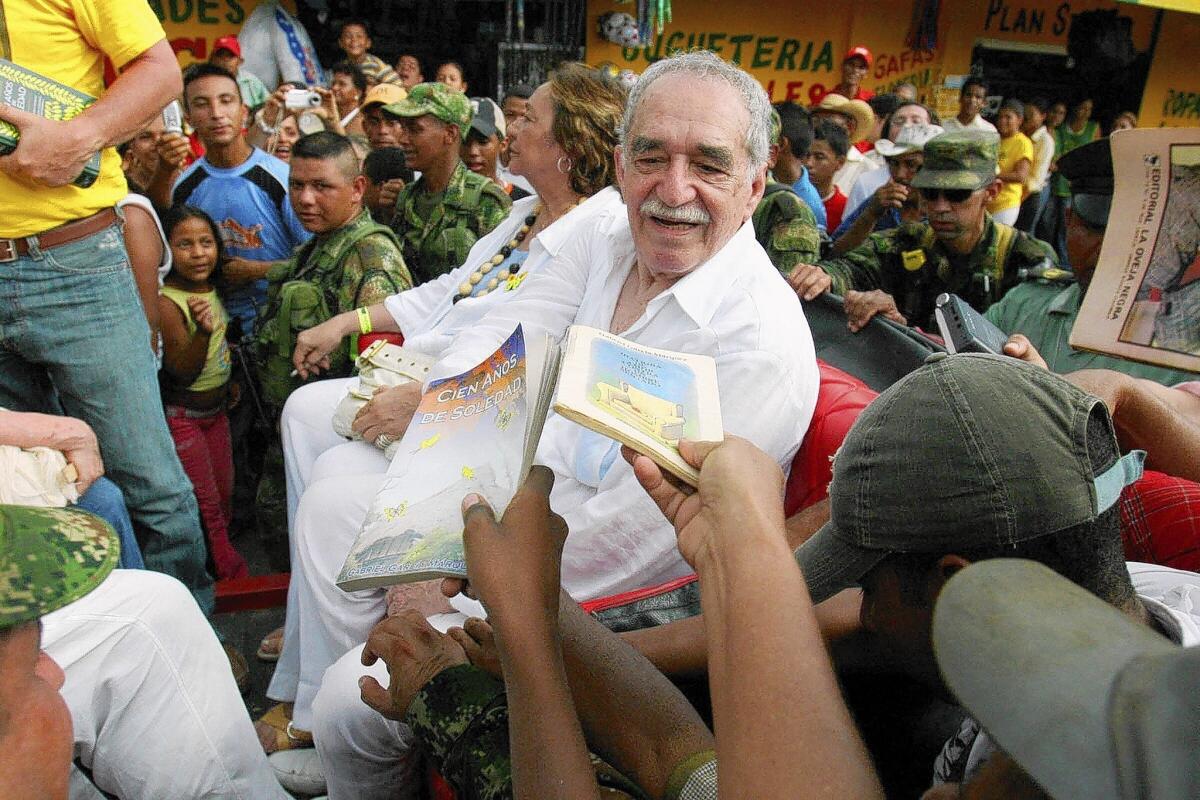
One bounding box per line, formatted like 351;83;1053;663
392;160;511;285
1141;164;1200;353
405;664;658;799
819;215;1055;329
0;505;117;628
818;130;1057;329
255;208;412;544
383;83;512;285
752;182;823;275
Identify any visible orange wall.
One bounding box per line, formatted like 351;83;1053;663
1137;8;1200;126
586;0;1181;121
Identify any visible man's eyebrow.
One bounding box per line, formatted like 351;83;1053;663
698;144;734;170
631;136;663;155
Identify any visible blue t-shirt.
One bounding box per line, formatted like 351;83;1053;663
172;148;311;327
789;167;827;233
832;197;904;242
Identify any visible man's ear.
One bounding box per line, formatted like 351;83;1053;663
983;177;1002;203
446;124;461;146
613;144;626;193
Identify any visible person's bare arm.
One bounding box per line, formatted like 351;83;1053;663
0;39;181;187
147;132;191;209
629;438;884;799
0;411;103;494
1065;369;1200;482
293;302;401;378
997;158;1031;185
158;296;211;387
122;204;164;354
458;469;599;800
832;183;908;256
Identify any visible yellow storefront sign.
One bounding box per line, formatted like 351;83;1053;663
154;0;297;66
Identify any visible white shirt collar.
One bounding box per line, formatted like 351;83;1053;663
640;219;760;330
536;186;623;258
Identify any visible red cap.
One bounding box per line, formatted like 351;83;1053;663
213;35;241;58
844;46;872;67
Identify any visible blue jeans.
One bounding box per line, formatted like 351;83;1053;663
78;477;145;569
0;218;213;613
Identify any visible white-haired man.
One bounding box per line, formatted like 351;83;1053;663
269;51;819;798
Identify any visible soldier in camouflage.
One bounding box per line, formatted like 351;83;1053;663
1139;162;1200;354
795;130;1056;331
383;83;512;285
753;109;822;273
254;132;413;546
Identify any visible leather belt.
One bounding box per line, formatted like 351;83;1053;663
0;207;122;263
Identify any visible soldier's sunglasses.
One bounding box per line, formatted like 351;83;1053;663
919;187;974;204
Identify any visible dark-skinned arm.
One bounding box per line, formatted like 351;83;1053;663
157;296;211;387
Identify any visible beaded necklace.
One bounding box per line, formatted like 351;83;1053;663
452;197;586;303
454;204;541;302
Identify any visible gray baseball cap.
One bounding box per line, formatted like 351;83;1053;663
795;353;1145;604
934;558;1198;800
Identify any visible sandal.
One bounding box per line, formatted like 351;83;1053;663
255;702;313;754
256;626;284;662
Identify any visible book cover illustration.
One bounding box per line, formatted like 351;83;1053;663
0;59;101;188
554;326;722;486
1071;128;1200;373
337;326;530;589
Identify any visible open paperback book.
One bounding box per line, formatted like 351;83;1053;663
1070;127;1200;373
336;324;721;589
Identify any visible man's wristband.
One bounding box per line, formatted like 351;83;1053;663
356;307;373;335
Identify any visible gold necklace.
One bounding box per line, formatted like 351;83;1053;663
452;197;585;303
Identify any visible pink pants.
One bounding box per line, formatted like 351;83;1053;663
166;407;248;579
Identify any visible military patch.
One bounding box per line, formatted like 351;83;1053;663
902;249;927;271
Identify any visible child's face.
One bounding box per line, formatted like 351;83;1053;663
169;217;219;284
805;140;843;189
339;25;370;59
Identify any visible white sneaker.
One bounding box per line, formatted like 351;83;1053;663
269;748;327;797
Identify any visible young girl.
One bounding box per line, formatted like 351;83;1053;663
159;205;249;580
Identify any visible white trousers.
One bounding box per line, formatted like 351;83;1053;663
267;466;388;731
280;377;357;531
991;205;1020;226
41;570;287;800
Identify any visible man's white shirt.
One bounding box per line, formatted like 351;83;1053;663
429;214;819;600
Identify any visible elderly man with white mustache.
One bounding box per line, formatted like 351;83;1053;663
274;50;819;800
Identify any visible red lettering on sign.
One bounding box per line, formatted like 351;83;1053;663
171;37;208;60
874;50;935;79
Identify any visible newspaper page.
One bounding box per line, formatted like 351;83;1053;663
553;325;722;487
337;325;531;589
1070;127;1200;372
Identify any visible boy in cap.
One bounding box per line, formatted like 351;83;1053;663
822;45;875;103
360;83;410;151
462;97;529;200
209;34;269;110
826;122;944;257
809;129;1056;331
986;137;1198;384
0;506;286;798
382;83;511;284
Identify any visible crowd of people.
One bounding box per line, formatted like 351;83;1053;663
1;2;1198;799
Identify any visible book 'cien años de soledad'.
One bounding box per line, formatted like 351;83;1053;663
0;59;101;188
336;324;722;590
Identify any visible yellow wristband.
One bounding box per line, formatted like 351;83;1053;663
356;307;373;335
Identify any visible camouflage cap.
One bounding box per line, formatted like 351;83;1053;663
382;82;473;140
911;130;1000;191
769;108;782;145
0;506;118;629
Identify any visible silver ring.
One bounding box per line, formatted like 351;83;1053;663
374;433;395;449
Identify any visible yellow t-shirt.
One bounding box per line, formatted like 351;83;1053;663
160;285;232;393
0;0;166;237
988;132;1035;215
